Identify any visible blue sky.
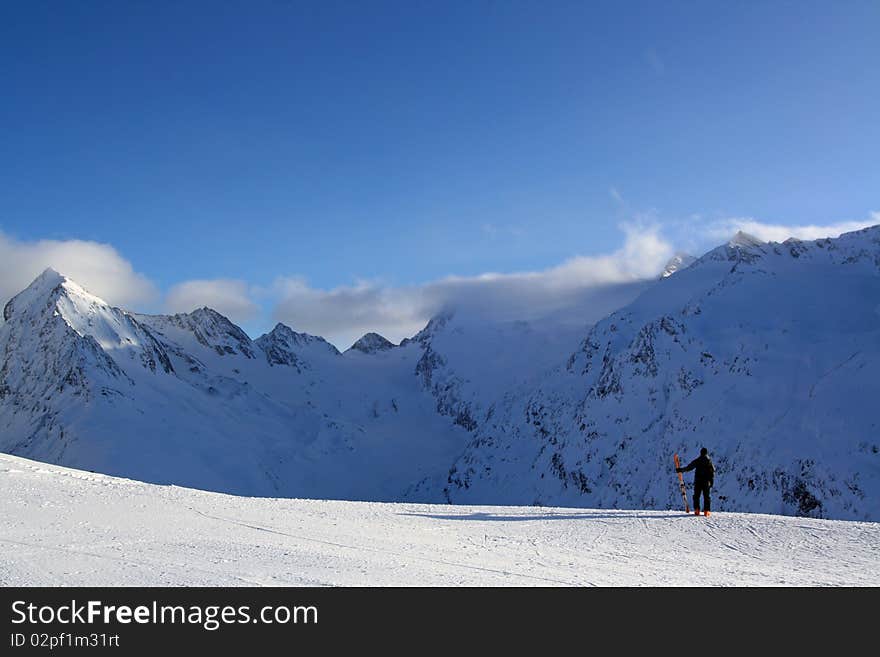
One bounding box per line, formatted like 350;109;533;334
1;1;878;345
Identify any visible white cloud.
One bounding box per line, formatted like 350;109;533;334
271;278;427;349
269;211;880;348
704;214;880;244
0;231;157;319
165;279;260;325
8;209;876;349
272;224;673;348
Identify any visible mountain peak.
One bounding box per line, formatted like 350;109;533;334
255;323;340;367
188;306;234;325
268;322;295;337
2;269;175;385
268;323;339;354
660;253;697;279
144;307;257;359
35;266;64;285
346;332;395;354
400;311;454;348
728;230;764;249
3;268;76;322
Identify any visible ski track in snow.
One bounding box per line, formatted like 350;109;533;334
1;453;877;587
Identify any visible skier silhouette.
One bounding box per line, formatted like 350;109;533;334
676;447;716;516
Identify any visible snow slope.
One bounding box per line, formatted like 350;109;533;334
1;453;876;586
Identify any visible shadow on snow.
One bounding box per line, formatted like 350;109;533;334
399;511;688;522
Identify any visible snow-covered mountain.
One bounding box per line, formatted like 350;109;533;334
1;225;878;520
252;322;340;370
0;269;470;499
0;268;589;502
433;227;880;521
346;332;395;354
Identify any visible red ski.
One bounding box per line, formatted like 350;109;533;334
673;453;690;513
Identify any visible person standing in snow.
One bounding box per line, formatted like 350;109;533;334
676;447;716;516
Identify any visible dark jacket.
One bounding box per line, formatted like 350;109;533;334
679;454;715;486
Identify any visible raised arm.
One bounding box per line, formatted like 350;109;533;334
676;458;698;473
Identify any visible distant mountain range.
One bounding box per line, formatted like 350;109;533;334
2;225;878;520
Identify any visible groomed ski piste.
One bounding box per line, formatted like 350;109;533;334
2;453;877;586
